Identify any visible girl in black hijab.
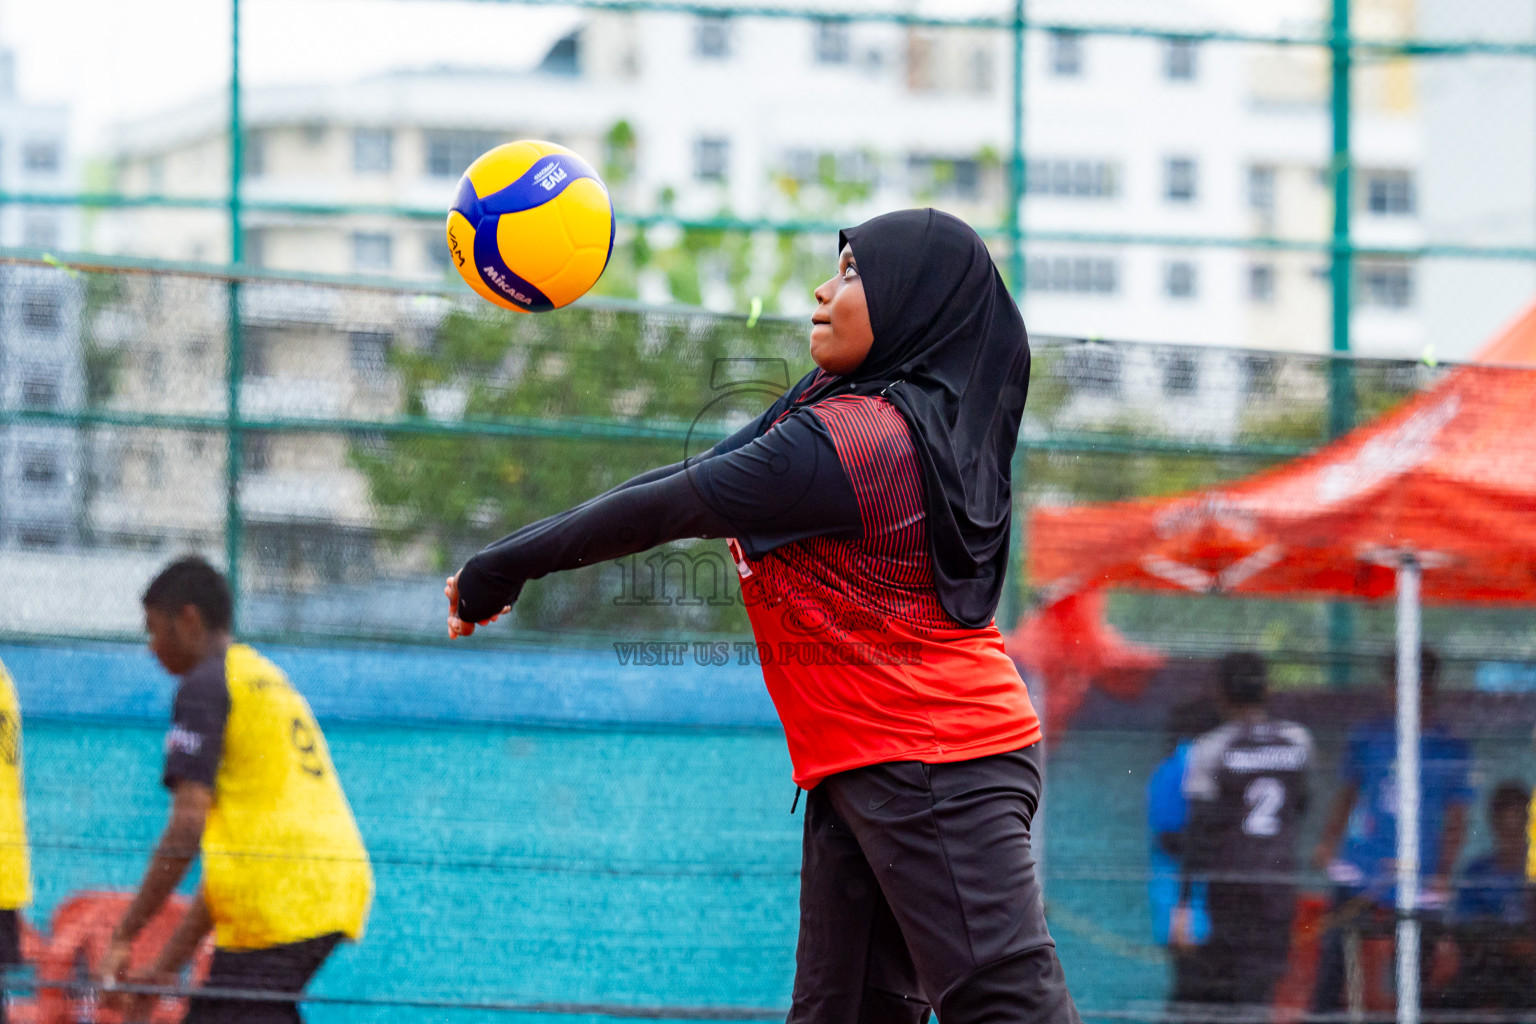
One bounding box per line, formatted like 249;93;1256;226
449;209;1079;1024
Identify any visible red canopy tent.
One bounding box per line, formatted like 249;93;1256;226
1007;589;1165;728
1019;304;1536;1023
1028;314;1536;605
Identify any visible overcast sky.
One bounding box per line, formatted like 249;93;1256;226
2;0;580;157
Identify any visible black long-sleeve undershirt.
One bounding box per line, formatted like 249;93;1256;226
455;409;861;624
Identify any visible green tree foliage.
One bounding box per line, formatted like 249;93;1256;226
352;302;813;639
82;271;125;406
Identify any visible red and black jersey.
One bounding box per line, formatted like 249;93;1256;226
456;384;1041;789
702;394;1039;788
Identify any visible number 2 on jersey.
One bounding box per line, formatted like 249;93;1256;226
1243;776;1285;836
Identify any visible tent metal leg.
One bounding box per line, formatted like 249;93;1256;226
1395;555;1422;1024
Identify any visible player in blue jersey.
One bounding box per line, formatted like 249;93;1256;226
1308;647;1472;1014
1148;699;1220;1004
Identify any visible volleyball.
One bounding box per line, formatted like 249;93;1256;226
446;140;615;312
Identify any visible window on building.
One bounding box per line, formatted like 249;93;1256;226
243;228;267;269
350;332;391;381
242;433;272;474
1165;260;1198;298
1364;170;1415;216
1165;157;1198;202
538;30;581;75
1027;255;1119;295
838;150;879;186
788;150;879;188
909;156;983;200
184;339;209;372
1358;262;1413;308
243;129;266;176
1162;353;1200;395
695;15;732;58
21;375;60;409
145;349;165;388
906;33;936;90
814;18;850;64
952;158;979;199
242;328;273;378
355;431;389;458
353;232;393;272
1249;263;1276;303
694;137;730;182
17;525;63;549
23;140;60;173
966;46;995;94
1027;159;1119;198
1242;355;1278;396
425;131;502;178
23;214;58;249
1248;165;1276;212
1049;31;1083;76
784;149;818;184
145;442;164;488
21;447;59;487
1164;38;1198;80
353;128;393;173
425;232;454;274
21;291;62;331
1063;346;1122;396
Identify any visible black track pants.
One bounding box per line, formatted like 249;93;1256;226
789;743;1081;1024
0;909;17;1024
184;932;343;1024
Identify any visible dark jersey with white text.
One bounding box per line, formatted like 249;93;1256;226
1182;717;1312;928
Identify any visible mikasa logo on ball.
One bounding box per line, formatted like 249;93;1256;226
449;139;613;311
481;265;534;305
534;160;568;191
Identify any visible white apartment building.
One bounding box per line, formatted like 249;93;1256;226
1417;0;1536;362
0;45;84;550
100;0;1425;361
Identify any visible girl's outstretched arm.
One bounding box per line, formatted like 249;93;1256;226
454;463;734;625
450;410;859;631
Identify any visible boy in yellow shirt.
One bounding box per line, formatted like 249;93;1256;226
0;657;29;1024
102;556;372;1023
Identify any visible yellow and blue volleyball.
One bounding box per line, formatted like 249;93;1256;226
446;140;615;312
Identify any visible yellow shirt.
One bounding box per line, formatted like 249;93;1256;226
167;644;372;950
1527;790;1536;881
0;659;30;910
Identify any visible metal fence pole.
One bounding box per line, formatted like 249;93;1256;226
1327;0;1355;686
1328;0;1354;415
1394;554;1423;1024
226;0;245;627
1007;0;1026;296
1001;0;1028;632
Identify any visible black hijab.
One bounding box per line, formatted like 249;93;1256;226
790;208;1030;628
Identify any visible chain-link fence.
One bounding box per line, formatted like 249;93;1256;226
1;257;1534;1020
